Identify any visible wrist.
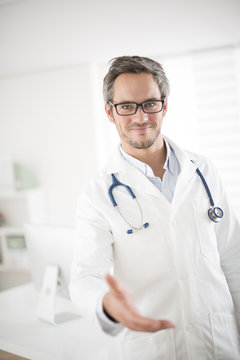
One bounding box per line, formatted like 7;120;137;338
103;293;119;323
103;305;119;323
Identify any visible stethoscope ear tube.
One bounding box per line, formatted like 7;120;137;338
108;174;136;207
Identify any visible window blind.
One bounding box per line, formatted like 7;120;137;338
192;47;240;216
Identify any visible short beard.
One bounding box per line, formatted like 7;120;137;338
122;128;160;149
127;138;156;149
112;112;161;150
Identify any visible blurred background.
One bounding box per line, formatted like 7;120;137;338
0;0;240;290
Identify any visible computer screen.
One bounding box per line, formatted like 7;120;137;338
25;223;77;300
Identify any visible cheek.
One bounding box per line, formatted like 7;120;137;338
156;114;164;124
147;116;162;128
115;120;125;135
117;118;131;130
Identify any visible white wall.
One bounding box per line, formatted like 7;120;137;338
0;0;240;75
0;65;96;225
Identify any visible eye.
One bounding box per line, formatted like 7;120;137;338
120;104;134;110
144;102;157;108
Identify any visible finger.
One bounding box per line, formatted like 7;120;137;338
104;274;124;295
140;318;175;332
127;316;175;332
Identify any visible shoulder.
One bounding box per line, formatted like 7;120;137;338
78;145;125;205
78;168;110;205
166;136;216;173
75;169;112;226
185;149;210;166
185;149;218;175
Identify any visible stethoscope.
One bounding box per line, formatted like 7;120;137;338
108;162;224;234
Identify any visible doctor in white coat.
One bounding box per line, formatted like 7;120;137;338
69;56;240;359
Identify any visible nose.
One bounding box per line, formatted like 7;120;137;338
134;105;149;123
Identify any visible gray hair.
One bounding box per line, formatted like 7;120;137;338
103;55;170;103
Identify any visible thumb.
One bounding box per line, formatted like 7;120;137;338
105;274;124;295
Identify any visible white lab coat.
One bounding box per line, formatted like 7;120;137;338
69;137;240;360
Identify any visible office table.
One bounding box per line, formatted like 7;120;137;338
0;283;123;360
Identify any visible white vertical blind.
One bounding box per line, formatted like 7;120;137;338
192;47;240;216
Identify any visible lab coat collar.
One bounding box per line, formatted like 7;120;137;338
103;136;197;202
118;138;175;178
164;139;176;176
104;152;165;201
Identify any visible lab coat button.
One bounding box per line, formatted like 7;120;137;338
180;273;188;279
200;249;207;257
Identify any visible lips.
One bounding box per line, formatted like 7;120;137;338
129;125;153;133
131;127;149;132
128;122;153;131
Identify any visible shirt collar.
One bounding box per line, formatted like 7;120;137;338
119;138;176;178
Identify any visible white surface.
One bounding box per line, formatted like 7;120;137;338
0;283;123;360
0;268;31;291
0;0;240;76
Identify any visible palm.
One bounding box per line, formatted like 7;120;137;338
103;274;175;332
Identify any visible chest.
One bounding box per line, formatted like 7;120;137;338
101;175;221;289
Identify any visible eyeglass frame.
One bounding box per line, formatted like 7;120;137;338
107;98;166;116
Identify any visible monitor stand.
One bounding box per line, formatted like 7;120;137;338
37;264;79;324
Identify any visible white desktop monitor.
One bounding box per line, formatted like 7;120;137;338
25;224;77;300
25;224;78;324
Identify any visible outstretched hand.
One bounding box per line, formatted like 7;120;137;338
103;274;175;332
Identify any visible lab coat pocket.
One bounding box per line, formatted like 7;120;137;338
210;313;240;360
192;199;217;258
122;329;176;360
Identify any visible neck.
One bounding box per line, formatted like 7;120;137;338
122;137;167;179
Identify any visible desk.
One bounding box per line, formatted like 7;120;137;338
0;283;123;360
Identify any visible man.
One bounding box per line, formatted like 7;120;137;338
69;56;240;359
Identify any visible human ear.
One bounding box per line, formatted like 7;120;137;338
162;99;168;117
105;103;115;123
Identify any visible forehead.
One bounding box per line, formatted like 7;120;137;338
112;72;161;102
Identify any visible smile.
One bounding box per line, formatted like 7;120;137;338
129;126;153;133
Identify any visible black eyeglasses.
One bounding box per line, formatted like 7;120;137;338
108;99;165;116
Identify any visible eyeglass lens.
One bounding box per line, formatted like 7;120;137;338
116;100;163;115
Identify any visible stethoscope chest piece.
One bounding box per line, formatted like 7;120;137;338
208;206;224;223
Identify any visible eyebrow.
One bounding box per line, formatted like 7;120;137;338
114;97;161;104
